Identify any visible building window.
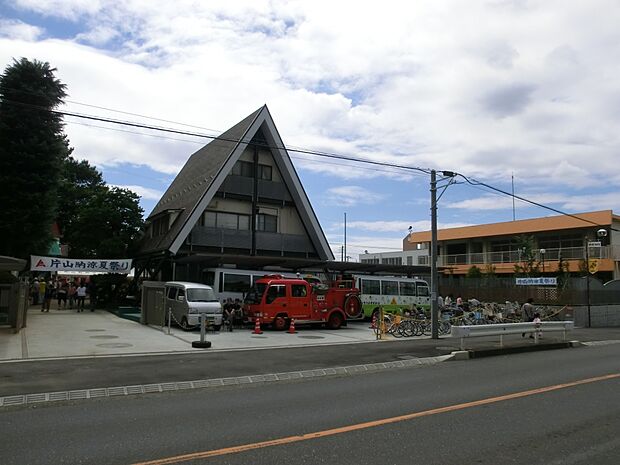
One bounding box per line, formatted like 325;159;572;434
231;160;253;177
381;257;402;265
203;211;250;230
151;215;169;237
406;256;413;266
257;213;277;232
259;165;272;180
231;160;273;181
360;258;380;264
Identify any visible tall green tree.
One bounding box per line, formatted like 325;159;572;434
0;58;71;258
60;177;144;258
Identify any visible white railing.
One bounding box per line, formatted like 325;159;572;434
436;245;616;267
450;321;574;350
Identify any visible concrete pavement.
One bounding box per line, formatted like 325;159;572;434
0;306;379;361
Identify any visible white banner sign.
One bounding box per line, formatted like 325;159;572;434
30;255;132;274
515;277;557;286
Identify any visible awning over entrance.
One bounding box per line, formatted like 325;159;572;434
0;256;27;272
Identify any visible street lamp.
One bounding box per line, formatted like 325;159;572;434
585;229;608;327
540;248;546;274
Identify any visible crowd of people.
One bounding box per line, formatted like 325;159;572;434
29;277;96;312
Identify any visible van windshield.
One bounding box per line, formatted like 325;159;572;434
186;288;217;302
244;283;267;304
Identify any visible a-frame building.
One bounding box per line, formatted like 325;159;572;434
135;106;334;282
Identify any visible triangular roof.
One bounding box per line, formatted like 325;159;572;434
138;106;334;260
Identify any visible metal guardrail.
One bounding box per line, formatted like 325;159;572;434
450;321;574;350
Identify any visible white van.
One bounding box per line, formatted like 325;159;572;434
164;282;223;331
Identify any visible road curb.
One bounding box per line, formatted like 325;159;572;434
0;354;452;409
448;341;575;360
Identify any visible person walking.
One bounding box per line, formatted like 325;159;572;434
68;281;76;309
521;298;535;338
31;279;39;306
57;280;68;309
76;283;87;312
39;279;46;309
42;281;54;312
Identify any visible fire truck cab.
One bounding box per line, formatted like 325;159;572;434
243;274;359;330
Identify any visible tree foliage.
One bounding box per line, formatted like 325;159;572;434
512;234;540;277
58;157;144;258
466;265;482;278
0;58;71;258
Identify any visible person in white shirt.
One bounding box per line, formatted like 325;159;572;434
76;284;87;312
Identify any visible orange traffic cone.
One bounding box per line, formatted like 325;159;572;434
288;318;297;334
252;317;263;334
369;313;377;329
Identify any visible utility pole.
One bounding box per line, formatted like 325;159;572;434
344;212;347;262
585;237;591;328
430;170;439;339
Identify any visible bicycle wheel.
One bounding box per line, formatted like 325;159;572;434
401;320;415;337
439;320;451;335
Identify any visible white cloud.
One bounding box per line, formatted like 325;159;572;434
75;26;119;46
13;0;102;20
0;19;43;41
2;0;620;224
445;191;620;214
323;186;387;207
111;184;163;200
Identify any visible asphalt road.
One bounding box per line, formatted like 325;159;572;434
1;342;618;465
2;326;618;397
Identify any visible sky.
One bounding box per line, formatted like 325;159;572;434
1;0;620;260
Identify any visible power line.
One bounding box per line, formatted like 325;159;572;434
2;97;432;176
3;96;616;231
65;119;426;181
456;173;619;231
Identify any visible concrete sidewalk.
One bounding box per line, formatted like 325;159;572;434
0;306;380;361
3;308;620;363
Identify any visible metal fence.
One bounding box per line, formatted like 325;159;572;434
0;283;29;333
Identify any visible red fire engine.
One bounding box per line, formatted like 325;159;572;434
243;274;362;330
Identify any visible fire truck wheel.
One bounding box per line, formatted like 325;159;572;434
327;312;343;330
344;295;362;319
272;315;287;331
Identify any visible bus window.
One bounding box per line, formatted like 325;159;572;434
416;282;430;297
223;273;252;293
201;271;215;287
399;281;416;296
381;280;399;296
360;279;380;295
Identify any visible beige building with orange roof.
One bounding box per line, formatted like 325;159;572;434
360;210;620;281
